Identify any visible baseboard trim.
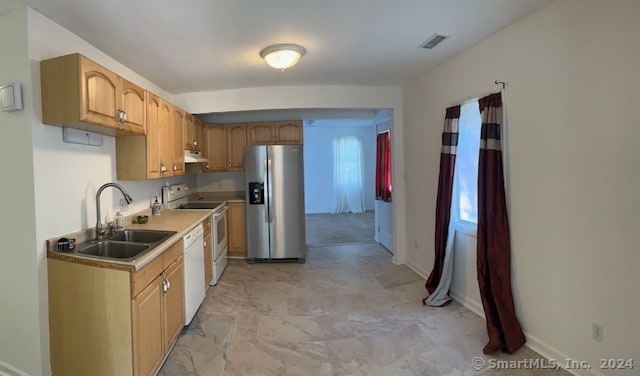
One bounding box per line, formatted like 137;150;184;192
0;361;30;376
449;293;602;376
405;257;430;279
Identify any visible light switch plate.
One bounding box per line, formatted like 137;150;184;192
0;82;23;112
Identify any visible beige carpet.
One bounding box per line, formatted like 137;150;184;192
306;211;374;246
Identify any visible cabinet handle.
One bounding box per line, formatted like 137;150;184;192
166;280;171;290
204;241;207;247
122;111;127;123
161;279;168;293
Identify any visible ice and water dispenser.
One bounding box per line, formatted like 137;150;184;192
248;182;264;205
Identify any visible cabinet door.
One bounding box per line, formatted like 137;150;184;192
227;124;247;171
227;202;247;257
184;113;196;150
159;100;172;177
205;124;227;172
275;121;303;144
171;106;185;176
163;256;185;351
120;79;146;135
79;57;119;128
204;232;213;286
195;119;205;154
132;275;164;376
146;94;161;179
246;122;275;145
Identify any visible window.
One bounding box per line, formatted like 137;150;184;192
375;131;392;202
453;100;481;224
333;136;365;213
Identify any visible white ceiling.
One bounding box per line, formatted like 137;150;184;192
14;0;552;95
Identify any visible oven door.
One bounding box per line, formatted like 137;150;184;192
213;206;228;260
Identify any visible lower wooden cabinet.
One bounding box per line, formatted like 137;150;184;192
48;241;185;376
203;217;213;286
227;201;247;257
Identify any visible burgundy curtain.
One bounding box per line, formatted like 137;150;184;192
375;132;392;202
425;105;460;296
477;92;525;354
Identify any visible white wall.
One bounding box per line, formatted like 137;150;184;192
402;0;640;374
303;119;375;214
0;8;44;376
176;85;407;264
197;171;245;192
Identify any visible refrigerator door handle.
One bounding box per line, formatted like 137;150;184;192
264;159;272;223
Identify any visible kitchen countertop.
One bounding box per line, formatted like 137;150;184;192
46;208;213;272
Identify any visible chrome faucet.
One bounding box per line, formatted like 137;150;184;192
95;183;133;240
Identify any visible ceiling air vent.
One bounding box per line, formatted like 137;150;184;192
418;33;449;49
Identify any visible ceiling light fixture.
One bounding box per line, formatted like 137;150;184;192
260;44;306;70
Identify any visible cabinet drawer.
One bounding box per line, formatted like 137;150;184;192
131;256;163;298
162;241;183;269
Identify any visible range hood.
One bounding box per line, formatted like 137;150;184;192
184;150;208;163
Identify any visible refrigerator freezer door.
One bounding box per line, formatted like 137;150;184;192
268;145;306;260
245;146;271;259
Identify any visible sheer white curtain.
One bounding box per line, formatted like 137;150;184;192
332;136;365;213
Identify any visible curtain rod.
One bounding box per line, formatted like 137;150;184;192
448;80;507;108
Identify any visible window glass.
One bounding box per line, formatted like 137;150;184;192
455;100;481;223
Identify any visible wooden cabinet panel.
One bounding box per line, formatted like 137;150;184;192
80;57;119;129
228;202;247;257
184;113;196;150
41;53;147;136
204;231;213;286
163;256;185;351
159;100;173;177
195;118;205;154
246;121;303;146
274;121;303;144
227;123;247;171
205;124;227;172
247;122;275;145
120;78;147;135
146;94;161;179
171;106;185;176
132;275;164;376
116;94;172;180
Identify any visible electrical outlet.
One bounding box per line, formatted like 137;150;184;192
592;322;603;343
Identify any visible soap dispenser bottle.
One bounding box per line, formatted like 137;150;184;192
114;211;125;231
152;196;161;215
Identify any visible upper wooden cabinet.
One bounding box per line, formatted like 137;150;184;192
204;124;227;172
40;53;146;136
246;122;275;145
227;123;247;171
170;106;185;176
116;94;173;180
246;120;302;145
275;121;303;144
120;78;147;134
183;113;196;150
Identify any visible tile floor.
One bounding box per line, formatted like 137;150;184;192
193;242;568;376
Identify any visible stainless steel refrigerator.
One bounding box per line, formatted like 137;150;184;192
245;144;306;263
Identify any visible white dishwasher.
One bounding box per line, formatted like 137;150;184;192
183;223;206;325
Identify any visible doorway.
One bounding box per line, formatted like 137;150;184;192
303;114;392;251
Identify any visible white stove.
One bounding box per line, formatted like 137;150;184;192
163;184;228;286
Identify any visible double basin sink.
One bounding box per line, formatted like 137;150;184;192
73;229;177;261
